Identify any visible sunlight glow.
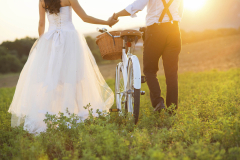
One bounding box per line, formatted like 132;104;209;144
184;0;207;11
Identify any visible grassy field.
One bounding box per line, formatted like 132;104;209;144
1;69;240;159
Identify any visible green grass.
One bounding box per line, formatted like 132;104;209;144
1;69;240;160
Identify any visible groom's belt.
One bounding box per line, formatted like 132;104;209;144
145;21;180;36
152;21;179;27
147;21;179;29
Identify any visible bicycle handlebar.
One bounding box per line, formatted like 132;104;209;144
97;28;107;33
97;28;120;38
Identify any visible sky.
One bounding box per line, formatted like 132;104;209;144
0;0;147;43
0;0;239;43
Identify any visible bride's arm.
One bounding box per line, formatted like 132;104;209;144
38;0;45;37
69;0;118;27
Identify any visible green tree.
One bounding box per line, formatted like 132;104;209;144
0;37;37;58
0;46;23;73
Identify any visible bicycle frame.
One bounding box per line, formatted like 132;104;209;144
97;28;144;123
97;28;142;111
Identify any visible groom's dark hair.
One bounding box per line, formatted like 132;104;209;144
43;0;61;15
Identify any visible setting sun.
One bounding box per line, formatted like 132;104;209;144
184;0;207;11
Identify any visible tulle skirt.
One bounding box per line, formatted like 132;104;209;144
8;29;114;134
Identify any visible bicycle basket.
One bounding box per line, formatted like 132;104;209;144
96;31;122;60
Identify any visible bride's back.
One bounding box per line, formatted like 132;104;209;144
41;0;75;31
47;6;75;31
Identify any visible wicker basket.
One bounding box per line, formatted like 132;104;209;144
96;31;123;60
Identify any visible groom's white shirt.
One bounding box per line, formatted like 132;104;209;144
125;0;184;26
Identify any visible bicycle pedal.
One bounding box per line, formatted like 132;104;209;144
141;76;146;83
140;91;145;95
109;109;120;112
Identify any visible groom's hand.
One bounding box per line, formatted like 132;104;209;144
112;13;119;20
107;13;119;28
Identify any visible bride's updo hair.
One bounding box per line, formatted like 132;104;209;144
43;0;61;14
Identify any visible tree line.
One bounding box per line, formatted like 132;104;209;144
0;36;102;74
0;27;240;74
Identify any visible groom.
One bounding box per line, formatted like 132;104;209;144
112;0;184;114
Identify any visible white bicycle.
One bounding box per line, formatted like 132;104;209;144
97;28;146;124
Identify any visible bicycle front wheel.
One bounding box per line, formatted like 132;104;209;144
115;63;127;113
127;59;140;124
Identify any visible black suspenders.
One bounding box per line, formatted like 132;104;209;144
158;0;174;23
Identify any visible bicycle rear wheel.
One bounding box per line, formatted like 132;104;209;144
115;63;127;113
127;59;140;124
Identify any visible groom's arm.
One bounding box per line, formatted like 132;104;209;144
114;0;149;19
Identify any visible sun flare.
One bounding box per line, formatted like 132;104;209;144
184;0;207;11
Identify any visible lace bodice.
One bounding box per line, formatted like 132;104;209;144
47;6;75;31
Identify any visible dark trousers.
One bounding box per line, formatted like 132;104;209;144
143;22;181;110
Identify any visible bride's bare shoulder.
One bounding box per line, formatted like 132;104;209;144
61;0;71;7
39;0;45;7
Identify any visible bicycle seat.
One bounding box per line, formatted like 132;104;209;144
120;30;142;39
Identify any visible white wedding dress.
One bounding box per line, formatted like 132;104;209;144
8;6;114;134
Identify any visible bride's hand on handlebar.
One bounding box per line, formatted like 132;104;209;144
107;13;119;28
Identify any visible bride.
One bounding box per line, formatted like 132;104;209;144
8;0;118;134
